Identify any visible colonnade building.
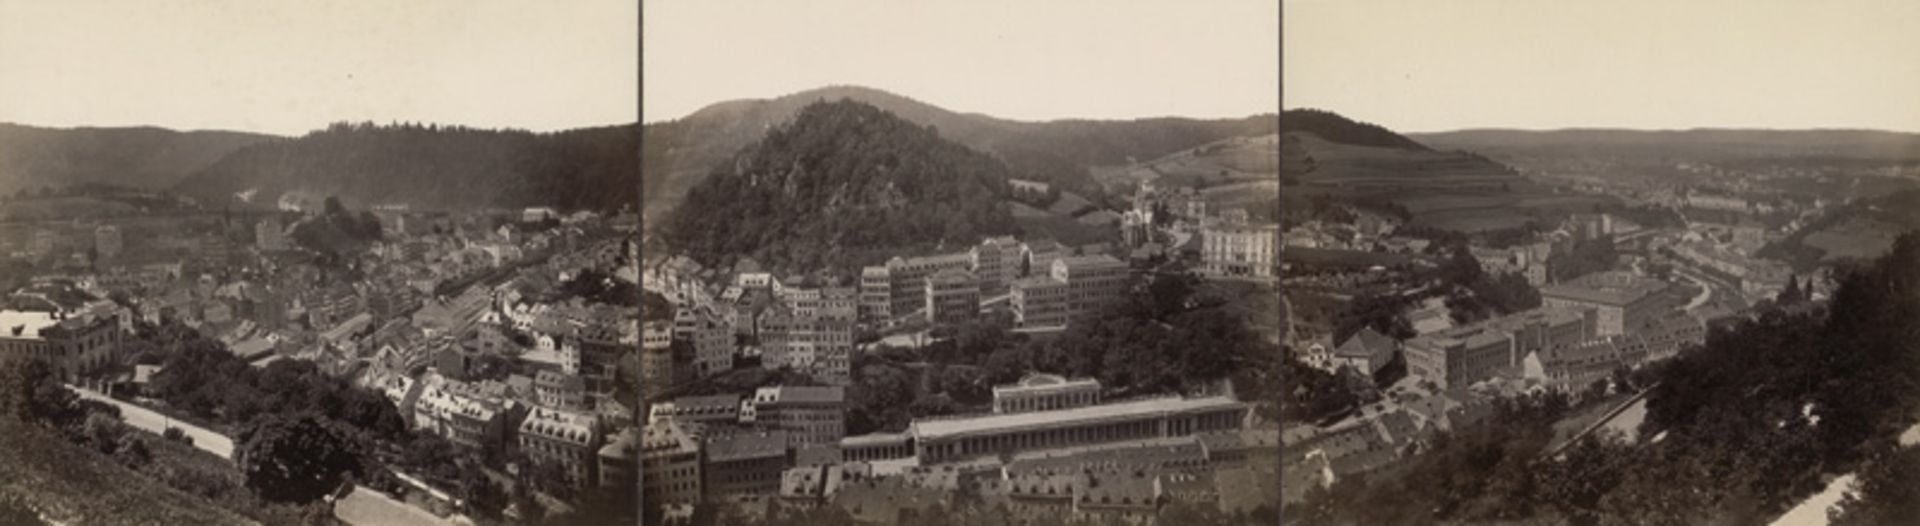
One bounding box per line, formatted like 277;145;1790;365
991;374;1101;414
908;395;1247;464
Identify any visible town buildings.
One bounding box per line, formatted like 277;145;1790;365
751;386;846;448
1010;275;1070;329
923;268;980;325
519;407;605;487
970;236;1022;297
0;309;124;380
641;420;703;506
1051;255;1129;327
759;305;853;385
1201;222;1279;280
703;431;789;499
1405;308;1590;390
1332;327;1398;376
1539;271;1671;337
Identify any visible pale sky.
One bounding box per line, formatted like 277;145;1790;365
643;0;1280;123
1285;0;1920;133
0;0;637;136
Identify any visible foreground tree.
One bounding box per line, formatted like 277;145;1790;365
1830;445;1920;526
235;412;368;504
0;356;80;427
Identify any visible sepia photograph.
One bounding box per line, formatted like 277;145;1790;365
640;0;1280;524
0;1;639;524
1281;1;1920;525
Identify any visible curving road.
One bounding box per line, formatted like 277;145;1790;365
67;385;235;459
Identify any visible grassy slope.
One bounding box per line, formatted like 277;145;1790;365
0;420;256;526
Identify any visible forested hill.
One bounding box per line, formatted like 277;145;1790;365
661;99;1017;276
1281;109;1431;150
0;123;275;194
171;122;638;212
643;85;1275;223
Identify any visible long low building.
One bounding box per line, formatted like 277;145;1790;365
909;395;1247;464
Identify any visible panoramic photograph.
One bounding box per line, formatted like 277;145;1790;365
1280;1;1920;525
639;0;1280;524
0;1;639;525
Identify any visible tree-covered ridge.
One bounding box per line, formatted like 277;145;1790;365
172;121;638;212
663;99;1017;275
1281;109;1432;151
0;122;275;194
641;85;1276;223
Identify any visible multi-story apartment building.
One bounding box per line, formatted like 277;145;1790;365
858;266;892;323
520;407;605;487
703;430;789;499
641;420;702;505
759;306;853;385
642;320;674;398
1052;255;1129;326
971;236;1022;297
535;369;588;411
598;427;637;489
1539;271;1670;337
1021;239;1064;278
413;376;521;450
1201;223;1279;280
818;286;858;323
924;268;980;325
691;313;734;379
1010;276;1069;329
652;394;742;426
1406;308;1589;389
0;309;123;380
882;252;973;318
751;386;846;449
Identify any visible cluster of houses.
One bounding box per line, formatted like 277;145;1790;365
641;234;1138;394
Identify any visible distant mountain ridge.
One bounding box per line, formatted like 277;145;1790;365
644;85;1276;223
1412;128;1920;160
661;99;1017;276
171;122;638;212
0;123;276;194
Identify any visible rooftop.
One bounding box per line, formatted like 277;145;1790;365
1541;271;1669;307
0;310;60;340
910;396;1246;441
706;431;787;463
755;385;845;406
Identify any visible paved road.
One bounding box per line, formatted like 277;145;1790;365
68;385;235;459
335;485;466;526
1678;271;1714;311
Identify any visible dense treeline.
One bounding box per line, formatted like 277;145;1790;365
1281;109;1432;151
1435;247;1543;325
662;100;1017;275
1289;231;1920;525
288;197;383;258
1548;236;1618;283
137;320;406;443
174;121;638;212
